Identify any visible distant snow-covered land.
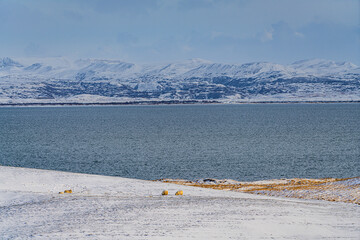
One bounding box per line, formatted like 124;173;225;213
0;166;359;239
0;57;359;104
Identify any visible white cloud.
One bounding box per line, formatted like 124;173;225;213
182;45;192;52
261;29;274;42
294;32;304;38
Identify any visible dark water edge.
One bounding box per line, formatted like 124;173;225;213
0;100;218;107
1;100;360;107
0;103;359;181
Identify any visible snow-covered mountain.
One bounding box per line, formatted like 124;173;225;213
0;57;23;69
0;57;359;104
290;59;359;75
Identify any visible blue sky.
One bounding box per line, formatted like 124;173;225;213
0;0;359;64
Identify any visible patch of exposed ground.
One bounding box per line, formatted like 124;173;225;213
155;177;360;204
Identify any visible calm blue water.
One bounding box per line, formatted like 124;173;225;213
0;104;359;181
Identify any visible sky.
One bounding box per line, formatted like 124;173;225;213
0;0;359;65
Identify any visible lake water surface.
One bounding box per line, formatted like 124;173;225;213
0;104;359;181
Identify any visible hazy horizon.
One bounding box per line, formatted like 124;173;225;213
0;0;359;65
2;56;359;68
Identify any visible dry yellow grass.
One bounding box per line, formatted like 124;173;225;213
156;177;359;204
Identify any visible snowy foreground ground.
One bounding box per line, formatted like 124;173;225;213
0;166;359;239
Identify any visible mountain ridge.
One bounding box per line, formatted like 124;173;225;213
0;57;359;104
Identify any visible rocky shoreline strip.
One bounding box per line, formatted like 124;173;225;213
156;177;360;205
1;100;360;107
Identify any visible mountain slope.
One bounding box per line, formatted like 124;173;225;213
0;57;359;104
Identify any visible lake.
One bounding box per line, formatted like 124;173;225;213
0;103;359;181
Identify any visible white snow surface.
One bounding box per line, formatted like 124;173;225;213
0;57;359;104
2;57;357;79
0;166;359;239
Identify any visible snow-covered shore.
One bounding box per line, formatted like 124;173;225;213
1;166;359;239
158;177;360;204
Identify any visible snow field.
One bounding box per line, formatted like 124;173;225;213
0;166;359;239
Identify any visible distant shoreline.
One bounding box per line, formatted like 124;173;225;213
1;100;360;107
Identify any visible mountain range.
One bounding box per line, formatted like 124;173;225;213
0;57;359;104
